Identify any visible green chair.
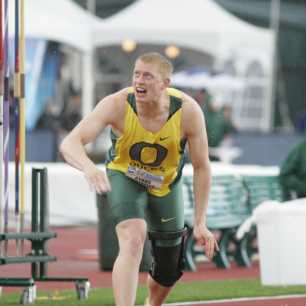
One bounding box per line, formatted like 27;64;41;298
234;175;285;267
183;175;249;270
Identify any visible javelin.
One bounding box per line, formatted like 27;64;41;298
14;0;21;255
3;0;10;257
19;0;26;254
0;0;4;256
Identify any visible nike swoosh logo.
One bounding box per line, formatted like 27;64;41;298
160;136;169;141
161;217;176;223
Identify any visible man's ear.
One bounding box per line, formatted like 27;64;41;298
163;78;171;88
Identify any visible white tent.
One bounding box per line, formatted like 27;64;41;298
7;0;274;130
93;0;272;63
171;69;243;91
9;0;101;52
8;0;102;117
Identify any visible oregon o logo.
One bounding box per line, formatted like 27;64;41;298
129;142;168;167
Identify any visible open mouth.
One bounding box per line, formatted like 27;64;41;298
136;87;147;95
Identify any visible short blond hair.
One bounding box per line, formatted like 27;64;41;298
136;52;173;79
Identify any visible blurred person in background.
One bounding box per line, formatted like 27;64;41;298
36;101;61;131
193;88;211;114
59;89;82;132
60;52;218;306
279;136;306;200
202;98;236;161
220;104;237;146
55;89;82;161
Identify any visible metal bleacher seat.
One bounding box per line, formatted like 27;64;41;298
183;174;249;270
234;175;285;267
243;175;284;210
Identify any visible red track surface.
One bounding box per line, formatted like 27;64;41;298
1;227;305;306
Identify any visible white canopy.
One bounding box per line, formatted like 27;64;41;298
6;0;274;127
93;0;272;61
9;0;271;61
8;0;101;117
9;0;101;52
172;69;243;91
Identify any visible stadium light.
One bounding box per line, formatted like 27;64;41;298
121;39;137;53
165;45;180;59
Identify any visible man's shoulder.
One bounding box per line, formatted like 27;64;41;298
179;91;200;113
166;87;196;108
167;87;183;98
98;88;129;116
112;87;131;98
180;91;205;132
104;88;130;106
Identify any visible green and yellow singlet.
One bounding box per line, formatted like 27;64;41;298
106;87;187;197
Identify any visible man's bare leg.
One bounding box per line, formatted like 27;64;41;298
112;219;147;306
146;275;174;306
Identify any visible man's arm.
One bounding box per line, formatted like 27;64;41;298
182;94;218;259
60;89;126;193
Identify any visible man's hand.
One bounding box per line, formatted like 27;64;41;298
193;224;219;260
83;164;111;194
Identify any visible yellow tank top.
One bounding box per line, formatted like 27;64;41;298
106;87;186;197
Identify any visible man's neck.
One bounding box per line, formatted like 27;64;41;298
136;92;169;118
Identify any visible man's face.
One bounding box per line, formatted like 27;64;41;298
132;60;168;103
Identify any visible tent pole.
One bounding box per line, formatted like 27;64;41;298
81;50;95;152
268;0;280;131
81;50;95;119
86;0;96;15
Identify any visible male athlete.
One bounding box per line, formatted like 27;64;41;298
60;52;218;306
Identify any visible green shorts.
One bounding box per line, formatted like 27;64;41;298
105;169;184;234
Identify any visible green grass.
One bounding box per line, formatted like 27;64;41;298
1;279;306;306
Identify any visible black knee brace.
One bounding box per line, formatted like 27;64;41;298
148;227;188;287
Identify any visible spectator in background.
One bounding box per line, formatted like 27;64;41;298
36;102;61;131
59;89;82;132
36;83;81;132
202;99;236;161
193;88;211;114
193;89;237;162
54;89;82;161
37;87;82;160
220;104;237;146
279;137;306;200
